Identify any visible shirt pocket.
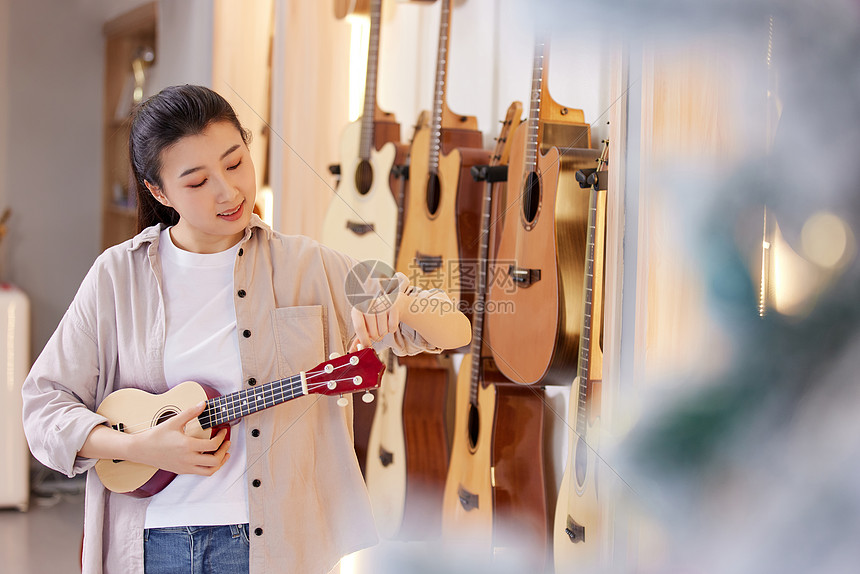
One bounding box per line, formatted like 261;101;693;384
271;305;328;376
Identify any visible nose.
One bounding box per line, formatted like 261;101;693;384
213;173;240;204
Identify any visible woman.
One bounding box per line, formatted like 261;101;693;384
21;84;470;574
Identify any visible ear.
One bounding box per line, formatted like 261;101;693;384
144;180;171;207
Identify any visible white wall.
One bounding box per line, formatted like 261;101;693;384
1;0;213;359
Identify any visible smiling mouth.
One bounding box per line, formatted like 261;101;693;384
218;202;243;217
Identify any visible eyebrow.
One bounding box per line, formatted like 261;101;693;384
178;144;242;178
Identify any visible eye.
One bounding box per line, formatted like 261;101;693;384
189;179;207;189
227;160;242;171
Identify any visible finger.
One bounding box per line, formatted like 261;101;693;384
387;304;399;335
365;310;381;342
169;400;207;428
351;307;372;349
197;428;228;452
348;338;359;353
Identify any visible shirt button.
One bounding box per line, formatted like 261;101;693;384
238;248;244;256
237;289;246;298
252;479;261;488
243;329;251;338
254;527;263;536
251;428;260;437
248;377;257;386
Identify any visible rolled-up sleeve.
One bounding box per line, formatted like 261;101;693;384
21;269;108;478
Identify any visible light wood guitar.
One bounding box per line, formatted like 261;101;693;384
322;0;401;265
553;142;609;571
395;0;488;323
485;38;597;386
95;348;383;497
442;102;549;557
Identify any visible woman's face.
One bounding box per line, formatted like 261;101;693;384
149;120;256;253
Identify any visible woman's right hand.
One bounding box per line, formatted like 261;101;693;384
129;401;231;476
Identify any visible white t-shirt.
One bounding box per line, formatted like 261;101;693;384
144;227;249;528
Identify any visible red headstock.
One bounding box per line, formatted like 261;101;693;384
304;347;384;398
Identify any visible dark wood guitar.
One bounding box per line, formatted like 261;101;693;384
95;348;383;497
485;38;598;386
395;0;488;323
553;141;609;570
442;102;551;566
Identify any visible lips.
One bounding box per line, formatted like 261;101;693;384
218;200;245;221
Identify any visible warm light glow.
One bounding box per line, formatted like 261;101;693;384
801;211;853;269
339;551;357;574
347;15;370;122
258;185;274;228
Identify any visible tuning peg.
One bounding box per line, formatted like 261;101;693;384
337;395;348;407
362;391;374;404
329;352;341;360
350;356;359;366
327;381;337;390
356;343;364;351
353;375;363;386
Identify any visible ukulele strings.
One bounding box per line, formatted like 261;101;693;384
109;362;366;436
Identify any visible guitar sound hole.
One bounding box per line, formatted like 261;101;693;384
426;173;441;216
522;171;541;224
156;410;178;426
467;403;480;451
355;160;373;195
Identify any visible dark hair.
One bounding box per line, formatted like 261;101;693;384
129;85;252;232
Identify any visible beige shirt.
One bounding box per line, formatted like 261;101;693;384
22;215;444;574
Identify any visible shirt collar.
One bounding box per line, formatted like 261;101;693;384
127;214;273;252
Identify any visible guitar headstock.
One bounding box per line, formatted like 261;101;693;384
304;347;384;405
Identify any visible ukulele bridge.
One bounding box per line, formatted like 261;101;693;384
508;265;541;287
346;221;375;236
415;252;443;273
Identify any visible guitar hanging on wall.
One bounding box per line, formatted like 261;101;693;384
395;0;489;323
553;141;609;571
95;348;384;497
441;102;551;563
485;37;598;386
322;0;402;265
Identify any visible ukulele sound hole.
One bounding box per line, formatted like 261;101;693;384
426;173;441;216
467;403;480;451
156;409;178;426
574;435;588;488
522;171;541;224
355;160;373;195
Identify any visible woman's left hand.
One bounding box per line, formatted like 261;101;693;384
349;290;403;352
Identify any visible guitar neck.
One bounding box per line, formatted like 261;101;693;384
200;374;305;429
427;0;452;175
524;38;548;175
358;0;383;160
574;144;609;435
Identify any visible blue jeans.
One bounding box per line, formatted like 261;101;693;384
143;524;250;574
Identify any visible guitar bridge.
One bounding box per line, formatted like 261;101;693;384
415;252;443;273
346;221;375;236
379;446;394;467
508;265;541;287
565;515;585;543
457;485;479;511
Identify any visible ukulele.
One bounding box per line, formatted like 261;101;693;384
395;0;488;322
94;348;384;497
553;141;609;571
485;37;598;386
442;103;551;561
322;0;401;264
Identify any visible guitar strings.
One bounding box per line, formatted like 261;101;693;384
103;361;371;436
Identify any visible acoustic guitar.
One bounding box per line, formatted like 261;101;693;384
553;142;609;571
395;0;488;322
94;348;383;497
442;103;551;564
322;0;402;265
485;38;598;386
